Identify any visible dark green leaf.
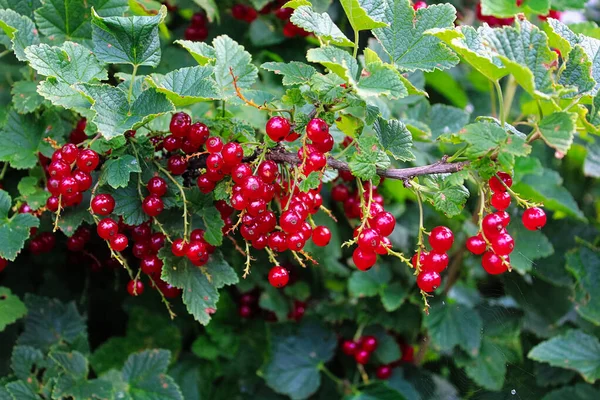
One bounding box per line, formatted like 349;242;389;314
51;351;113;400
0;9;40;61
11;81;45;113
345;384;405;400
462;338;507;391
542;384;600;400
566;245;600;326
0;287;27;331
424;300;482;355
261;61;317;86
213;35;258;99
537;111;577;154
147;66;220;107
348;264;391;298
348;135;390;181
100;155;142;189
0;190;38;261
374;118;415;162
422;173;469;218
290;6;353;47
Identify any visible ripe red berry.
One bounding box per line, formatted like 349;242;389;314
46;196;60;212
186;241;207;262
306;118;329;143
361;336;378;352
184;26;208;41
424;251;449;273
354;350;370;365
481;251;509;274
48;160;71;179
163;135;181;152
73;170;92;192
109;233;128;252
312;226;331;247
522;207;546;230
376;365;392;380
91;194;115;215
268;266;289;288
491;191;511;211
358;228;381;252
266;116;291;142
60;143;79;164
413;1;427;10
188;123;210;146
489;172;513;193
411;251;428;269
47;178;61;196
313;134;334;153
496;210;510;227
222;142;243;166
147;176;167;197
353;247;377;271
268;232;288;252
372;212;395;236
171;238;188;257
417;270;441;292
331;184;349;202
429;226;454;252
140;255;163;275
0;258;7;272
97;218;118;240
170;112;191;137
375;236;391;255
239;304;253;318
76;149;100;172
482;213;505;238
66;235;86;252
59;176;78;197
205;136;223;153
257;160;278;183
280;210;302;233
167;155;188;175
466;234;487;255
131;223;150;241
142;195;164;217
491;232;514;256
287;232;305;251
127;280;144;296
342;340;358;355
241;175;264;200
63;192;83;207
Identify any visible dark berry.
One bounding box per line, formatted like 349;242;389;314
147;176;168;197
167;155;188;175
361;336;378;352
376;365;392;380
354;350;370;365
342;340;358;355
127;280;144;296
140;255;163;275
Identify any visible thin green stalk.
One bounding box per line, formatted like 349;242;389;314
489;80;497;118
493;80;505;127
319;365;344;386
352;29;359;58
128;64;139;103
0;162;8;180
502;75;517;124
154;161;190;240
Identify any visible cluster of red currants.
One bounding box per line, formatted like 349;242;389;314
163;111;212;175
342;335;378;365
44;145;100;212
66;226;93;252
184;12;209;42
411;226;454;292
466;172;546;274
231;1;309;38
231;3;258;23
171;228;217;268
142;176;168;217
28;232;56;255
69;118;87;145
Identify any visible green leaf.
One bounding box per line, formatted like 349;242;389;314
345;384;405;400
5;380;39;399
0;190;38;261
422;173;470;218
11;345;44;382
37;79;94;117
380;282;407;312
537;111;577;154
99;155;142;189
528;330;600;383
424;300;482;356
147;66;220;107
192;0;219;23
0;0;41;19
0;9;39;61
354;62;408;99
108;349;183;400
481;0;549;17
509;222;554;273
187;188;224;246
261;61;317;86
306;46;358;81
462;337;507;391
298;171;322;193
428;26;507;82
429;104;470;140
91;5;166;67
159;248;238;325
108;180;146;226
559;45;596;97
90;307;182;374
213;35;258;99
339;0;387;31
259;286;289;321
348;264;391;298
25;41;107;85
0;287;27;332
462;121;531;165
566;245;600;326
263;320;337;400
76;84;175;140
0;110;49;170
11;81;45;113
584;140;600;178
51;351;114;400
18;295;87;352
175;40;216;65
290;6;353;47
372;0;459;72
542;384;600;400
18;175;49;208
348;135;390;181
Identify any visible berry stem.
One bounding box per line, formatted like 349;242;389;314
127;64;139;104
154;161;190;240
230;67;293;116
52;195;63;232
493;79;505;127
357;364;369;385
319;364;344;387
265;247;280;266
147;273;177;319
243;240;254;278
414;187;426;274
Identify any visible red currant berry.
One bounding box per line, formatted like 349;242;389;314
466;234;487;255
424;251;449;273
482;213;505;238
522;207;546;230
109;233;128;252
239;304;253;318
76;149;100;172
60;143;79;164
313;134;334;153
184;26;208;41
47;178;61;196
481;251;509;274
127;280;144;296
222;142;243;166
48;160;71;179
342;340;359;355
241;175;264;200
186;241;207;262
496;210;510;227
181;138;200;154
488;172;512;193
205;136;223;153
97;218;118;240
375;236;391;255
63;192;83;207
167;155;188;175
354;350;370;365
66;235;86;252
266;116;291;142
491;191;511;211
73;170;92;192
372;212;395;236
163;135;181;152
131;223;150;241
417;270;441;292
147;176;167;197
142;195;164;217
257;160;278;183
59;176;79;197
353;247;377;271
358;228;381;251
188;123;210;146
268;232;288;252
0;258;8;272
196;174;216;194
280;210;302;233
376;365;392;380
306;118;329;143
46;196;60;212
268;266;289;288
287;232;306;251
331;184;349;202
91;194;115;215
171;238;188;257
413;1;427;10
312;226;331;247
169;112;191;137
133;241;150;259
275;6;293;20
361;336;378;352
140;255;163;275
429;226;454;252
491;232;514;255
